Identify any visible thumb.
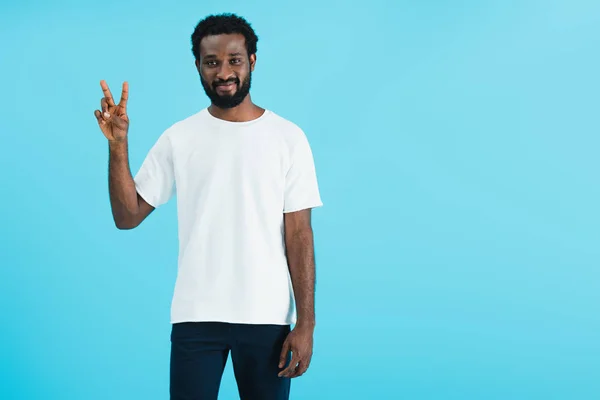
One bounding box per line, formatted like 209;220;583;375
112;114;128;130
279;338;290;368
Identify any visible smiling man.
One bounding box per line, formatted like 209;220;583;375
94;13;323;400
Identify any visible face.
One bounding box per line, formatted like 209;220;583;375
196;34;256;109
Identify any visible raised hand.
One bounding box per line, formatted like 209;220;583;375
94;80;129;142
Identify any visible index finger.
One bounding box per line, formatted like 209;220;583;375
100;80;115;106
279;339;290;368
119;81;129;110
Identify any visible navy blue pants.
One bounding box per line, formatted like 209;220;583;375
170;321;291;400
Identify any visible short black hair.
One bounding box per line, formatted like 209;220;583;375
190;13;258;61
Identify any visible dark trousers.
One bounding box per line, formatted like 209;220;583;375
170;321;291;400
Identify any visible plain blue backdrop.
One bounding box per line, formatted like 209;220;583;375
1;0;599;399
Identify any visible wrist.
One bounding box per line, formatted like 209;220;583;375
108;138;128;150
295;319;316;331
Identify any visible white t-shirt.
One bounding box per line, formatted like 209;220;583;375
133;108;323;325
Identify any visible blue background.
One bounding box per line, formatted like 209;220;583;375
1;0;599;399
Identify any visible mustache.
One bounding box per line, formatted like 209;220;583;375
213;78;239;88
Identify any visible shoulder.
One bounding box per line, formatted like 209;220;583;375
264;110;309;149
162;109;207;139
143;110;207;157
149;109;210;153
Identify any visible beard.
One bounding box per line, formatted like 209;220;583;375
200;72;252;109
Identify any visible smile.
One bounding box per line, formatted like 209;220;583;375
215;82;236;93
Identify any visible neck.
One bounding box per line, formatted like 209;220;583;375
208;95;264;122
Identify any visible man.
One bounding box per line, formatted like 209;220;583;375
93;13;323;400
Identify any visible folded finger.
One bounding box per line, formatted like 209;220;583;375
94;110;104;124
101;98;112;116
98;100;111;119
290;360;307;378
278;355;299;378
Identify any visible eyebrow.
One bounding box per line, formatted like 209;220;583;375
203;52;243;59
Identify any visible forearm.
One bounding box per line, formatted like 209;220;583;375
108;139;140;226
285;227;316;329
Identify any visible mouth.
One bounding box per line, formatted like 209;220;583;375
214;81;237;94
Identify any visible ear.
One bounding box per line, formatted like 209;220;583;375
249;53;256;72
195;59;202;73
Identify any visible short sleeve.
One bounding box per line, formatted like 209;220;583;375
283;132;323;213
133;132;176;208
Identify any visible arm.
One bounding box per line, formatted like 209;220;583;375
94;80;154;230
108;139;154;230
284;208;316;329
278;208;317;378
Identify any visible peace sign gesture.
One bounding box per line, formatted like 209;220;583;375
94;80;129;142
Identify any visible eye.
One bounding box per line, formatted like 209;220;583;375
205;60;218;67
230;58;242;65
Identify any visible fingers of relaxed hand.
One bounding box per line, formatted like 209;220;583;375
279;339;290;368
279;353;300;378
290;360;308;378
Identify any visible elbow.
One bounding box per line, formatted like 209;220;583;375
115;222;135;230
114;219;136;230
113;209;140;230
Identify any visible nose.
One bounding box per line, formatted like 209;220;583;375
216;62;235;81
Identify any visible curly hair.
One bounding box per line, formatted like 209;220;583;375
190;13;259;61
